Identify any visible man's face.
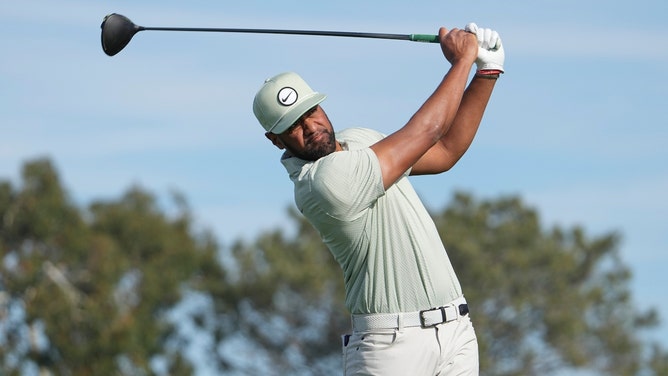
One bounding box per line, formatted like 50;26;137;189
268;105;338;161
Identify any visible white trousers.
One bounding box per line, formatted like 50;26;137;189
342;314;478;375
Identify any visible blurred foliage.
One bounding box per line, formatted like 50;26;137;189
0;158;226;375
1;158;666;375
433;193;661;375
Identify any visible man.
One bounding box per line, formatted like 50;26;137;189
252;23;504;375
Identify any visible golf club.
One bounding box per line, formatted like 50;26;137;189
101;13;439;56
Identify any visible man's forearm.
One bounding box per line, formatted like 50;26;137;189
438;75;496;164
407;60;475;142
371;60;475;187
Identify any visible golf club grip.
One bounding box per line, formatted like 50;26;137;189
409;34;439;43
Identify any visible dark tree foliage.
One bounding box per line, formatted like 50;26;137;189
0;158;226;375
1;158;666;375
226;208;348;375
229;192;668;375
433;193;662;375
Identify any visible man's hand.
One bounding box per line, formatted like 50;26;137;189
439;27;478;67
465;23;505;74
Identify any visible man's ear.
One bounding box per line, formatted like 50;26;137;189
265;132;285;150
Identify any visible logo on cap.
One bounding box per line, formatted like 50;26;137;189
277;87;298;106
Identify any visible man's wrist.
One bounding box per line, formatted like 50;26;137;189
475;69;502;79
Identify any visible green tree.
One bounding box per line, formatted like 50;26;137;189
0;158;226;375
433;192;664;375
2;158;667;375
225;208;348;374
227;192;668;375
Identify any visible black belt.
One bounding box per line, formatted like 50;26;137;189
351;298;470;331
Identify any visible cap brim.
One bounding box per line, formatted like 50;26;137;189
270;93;327;134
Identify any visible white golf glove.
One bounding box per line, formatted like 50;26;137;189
465;23;505;74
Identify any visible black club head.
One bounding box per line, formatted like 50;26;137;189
101;13;142;56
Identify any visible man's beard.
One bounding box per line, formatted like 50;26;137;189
291;130;337;161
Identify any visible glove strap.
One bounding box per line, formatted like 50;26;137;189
475;69;503;79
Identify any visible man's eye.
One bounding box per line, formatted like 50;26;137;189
287;122;299;133
287;107;316;133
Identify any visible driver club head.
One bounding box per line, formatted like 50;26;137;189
101;13;142;56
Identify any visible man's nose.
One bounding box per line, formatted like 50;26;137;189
301;117;318;134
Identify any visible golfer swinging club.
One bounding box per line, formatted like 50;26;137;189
253;22;504;375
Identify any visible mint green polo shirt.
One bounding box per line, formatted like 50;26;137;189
281;127;462;314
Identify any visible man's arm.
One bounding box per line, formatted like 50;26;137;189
412;23;505;175
410;75;496;175
370;27;478;189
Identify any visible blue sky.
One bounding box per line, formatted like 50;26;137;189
2;0;667;353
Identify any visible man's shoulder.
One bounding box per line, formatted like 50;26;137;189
283;127;384;183
337;127;385;148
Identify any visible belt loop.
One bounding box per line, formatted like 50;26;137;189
397;312;404;331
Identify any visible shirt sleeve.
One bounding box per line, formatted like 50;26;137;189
309;148;385;221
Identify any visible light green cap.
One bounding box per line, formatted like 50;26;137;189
253;72;327;134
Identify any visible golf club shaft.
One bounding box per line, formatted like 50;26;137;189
140;26;439;43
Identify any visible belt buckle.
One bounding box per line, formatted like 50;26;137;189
419;306;447;328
